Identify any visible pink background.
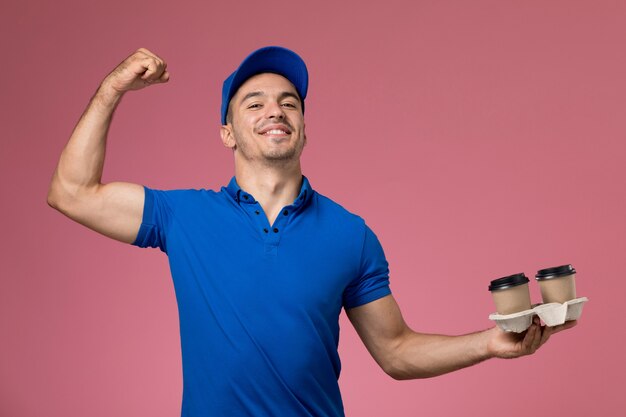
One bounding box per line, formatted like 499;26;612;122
2;1;625;416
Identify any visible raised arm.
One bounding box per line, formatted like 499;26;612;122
346;294;577;380
47;48;169;243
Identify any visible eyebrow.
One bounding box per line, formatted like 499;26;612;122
241;91;264;103
240;91;301;104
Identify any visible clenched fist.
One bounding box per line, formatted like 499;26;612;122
101;48;170;95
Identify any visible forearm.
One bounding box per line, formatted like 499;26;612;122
48;83;123;205
389;327;495;380
350;295;577;381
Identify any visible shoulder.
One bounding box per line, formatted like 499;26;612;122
145;186;220;196
144;186;223;209
313;191;367;231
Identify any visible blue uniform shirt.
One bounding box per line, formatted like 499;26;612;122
132;176;391;417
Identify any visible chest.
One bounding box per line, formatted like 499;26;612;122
166;207;362;316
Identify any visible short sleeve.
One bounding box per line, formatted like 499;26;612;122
343;224;391;309
131;186;172;252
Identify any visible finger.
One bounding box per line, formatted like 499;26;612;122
153;70;170;84
540;319;578;348
136;47;159;60
160;70;170;82
521;323;538;353
154;61;168;82
140;59;160;80
539;324;554;347
143;61;168;85
548;320;578;336
136;47;150;54
529;322;543;353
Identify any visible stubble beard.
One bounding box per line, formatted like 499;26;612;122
233;129;307;166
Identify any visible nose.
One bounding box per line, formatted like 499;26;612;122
266;101;285;119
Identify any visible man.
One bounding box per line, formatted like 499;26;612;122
48;46;576;416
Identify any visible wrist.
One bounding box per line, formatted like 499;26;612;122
94;80;124;109
476;327;498;361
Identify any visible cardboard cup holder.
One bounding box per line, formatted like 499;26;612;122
489;297;588;333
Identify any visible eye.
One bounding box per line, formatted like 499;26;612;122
247;103;262;109
281;102;297;108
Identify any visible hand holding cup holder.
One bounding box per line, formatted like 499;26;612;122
488;265;588;333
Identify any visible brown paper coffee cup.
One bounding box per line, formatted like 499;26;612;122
536;264;577;304
489;273;533;315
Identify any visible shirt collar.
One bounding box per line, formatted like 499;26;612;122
223;175;313;208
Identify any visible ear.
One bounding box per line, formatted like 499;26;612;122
220;124;236;149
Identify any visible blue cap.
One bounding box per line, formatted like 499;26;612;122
221;46;309;125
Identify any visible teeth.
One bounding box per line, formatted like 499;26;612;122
264;129;287;135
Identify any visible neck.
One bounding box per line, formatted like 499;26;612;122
234;159;304;224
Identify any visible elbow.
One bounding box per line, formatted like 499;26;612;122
383;360;415;381
47;185;60;210
47;179;81;213
384;367;407;381
47;179;68;211
378;336;417;380
384;362;436;381
47;187;60;209
381;354;413;381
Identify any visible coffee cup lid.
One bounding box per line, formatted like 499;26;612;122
488;273;529;292
535;264;576;280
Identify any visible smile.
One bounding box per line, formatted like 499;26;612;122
263;129;288;135
258;124;292;136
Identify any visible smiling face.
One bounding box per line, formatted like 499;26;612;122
220;73;306;166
